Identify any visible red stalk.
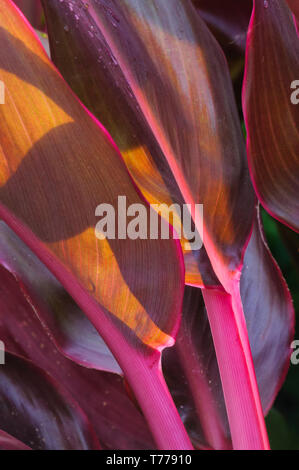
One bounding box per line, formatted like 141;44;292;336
202;288;270;450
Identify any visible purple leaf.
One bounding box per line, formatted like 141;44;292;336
41;0;255;290
0;222;121;375
0;1;190;449
0;260;155;449
41;0;273;449
0;352;101;450
201;207;294;449
243;0;299;232
164;208;295;449
241;208;295;413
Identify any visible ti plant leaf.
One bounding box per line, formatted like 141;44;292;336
0;249;154;449
0;0;190;450
0;352;101;450
243;0;299;232
0;0;295;452
41;0;272;449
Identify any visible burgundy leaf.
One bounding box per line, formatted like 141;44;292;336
241;208;295;413
42;0;255;290
243;0;299;232
163;217;294;449
0;352;101;450
0;222;121;375
0;261;154;449
0;1;190;449
41;0;273;449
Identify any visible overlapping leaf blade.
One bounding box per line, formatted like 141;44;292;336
0;0;183;350
0;259;154;449
241;209;295;413
192;0;252;50
0;222;121;375
163;217;294;448
42;0;255;290
41;0;277;449
192;0;252;100
0;0;190;449
0;2;291;450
